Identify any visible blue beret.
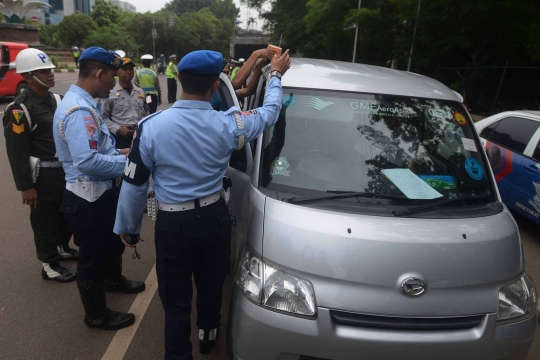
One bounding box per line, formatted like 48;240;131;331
79;46;123;70
178;50;223;76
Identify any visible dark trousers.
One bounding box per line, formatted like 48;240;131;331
30;168;72;263
113;133;133;150
155;199;231;360
149;94;158;114
167;78;177;103
60;187;124;285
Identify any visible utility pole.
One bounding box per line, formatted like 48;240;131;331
407;0;421;72
352;0;361;63
152;18;156;60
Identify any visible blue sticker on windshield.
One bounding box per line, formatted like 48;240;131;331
464;158;484;180
282;95;297;106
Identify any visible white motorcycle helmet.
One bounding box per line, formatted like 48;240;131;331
141;54;153;60
15;48;56;74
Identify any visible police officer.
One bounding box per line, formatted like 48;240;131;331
3;48;78;282
135;54;161;114
53;47;145;331
166;54;178;103
103;57;150;149
72;46;80;69
114;49;291;359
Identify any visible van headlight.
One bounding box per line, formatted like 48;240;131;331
497;274;537;323
235;248;317;317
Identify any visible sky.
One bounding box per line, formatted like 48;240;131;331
128;0;268;31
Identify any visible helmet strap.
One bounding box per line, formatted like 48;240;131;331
30;73;52;89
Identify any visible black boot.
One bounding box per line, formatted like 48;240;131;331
199;328;218;354
104;256;145;294
41;262;77;282
105;275;146;294
77;282;135;330
57;245;79;260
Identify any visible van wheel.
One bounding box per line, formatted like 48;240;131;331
16;83;27;95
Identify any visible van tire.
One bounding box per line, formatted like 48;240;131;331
16;82;27;95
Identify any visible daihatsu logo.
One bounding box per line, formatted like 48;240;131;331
400;277;426;297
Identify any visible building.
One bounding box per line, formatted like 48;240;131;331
111;0;136;13
25;0;134;25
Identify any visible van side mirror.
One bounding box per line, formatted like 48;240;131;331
487;146;501;169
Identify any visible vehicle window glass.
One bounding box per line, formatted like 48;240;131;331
486;117;539;154
261;89;496;207
480;122;498;139
533;140;540;162
230;145;248;172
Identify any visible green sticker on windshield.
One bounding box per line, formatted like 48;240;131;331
270;157;290;177
418;175;457;189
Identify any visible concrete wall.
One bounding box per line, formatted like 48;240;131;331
0;24;41;45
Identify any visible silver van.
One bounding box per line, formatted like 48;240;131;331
216;59;537;360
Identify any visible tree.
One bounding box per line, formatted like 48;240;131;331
84;23;139;52
209;0;239;22
39;24;64;48
163;0;214;15
91;0;120;27
57;13;96;48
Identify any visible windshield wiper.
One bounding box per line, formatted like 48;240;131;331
392;195;493;217
283;191;407;204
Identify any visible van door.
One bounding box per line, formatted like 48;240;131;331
217;73;253;244
0;44;11;96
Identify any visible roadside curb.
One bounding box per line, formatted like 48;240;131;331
54;69;79;73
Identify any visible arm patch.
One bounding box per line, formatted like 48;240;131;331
122;122;151;185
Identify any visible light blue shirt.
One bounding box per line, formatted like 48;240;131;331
53;84;126;183
113;77;283;235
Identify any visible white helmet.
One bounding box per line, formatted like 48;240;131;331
115;50;126;58
15;48;56;74
141;54;153;60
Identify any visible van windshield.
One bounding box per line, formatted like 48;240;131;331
260;89;498;214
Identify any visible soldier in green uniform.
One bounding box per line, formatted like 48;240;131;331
166;54;178;103
135;54;161;114
2;48;78;282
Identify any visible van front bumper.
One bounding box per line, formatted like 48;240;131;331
230;288;536;360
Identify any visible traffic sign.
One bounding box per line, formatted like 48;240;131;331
31;16;38;23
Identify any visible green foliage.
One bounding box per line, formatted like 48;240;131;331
57;13;97;48
91;0;120;27
84;23;139;52
50;56;58;67
210;0;239;22
163;0;214;15
39;24;64;48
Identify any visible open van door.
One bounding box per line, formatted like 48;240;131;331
217;73;254;267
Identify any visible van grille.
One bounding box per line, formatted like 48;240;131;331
330;310;484;331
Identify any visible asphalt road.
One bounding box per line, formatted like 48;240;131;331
0;72;539;360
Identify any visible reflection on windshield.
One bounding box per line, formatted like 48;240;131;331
261;90;494;203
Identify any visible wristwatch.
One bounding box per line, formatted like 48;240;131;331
270;70;282;80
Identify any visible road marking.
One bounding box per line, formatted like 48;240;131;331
101;264;158;360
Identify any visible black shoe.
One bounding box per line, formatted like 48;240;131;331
41;262;77;282
58;245;79;260
84;309;135;331
105;276;145;294
199;328;218;354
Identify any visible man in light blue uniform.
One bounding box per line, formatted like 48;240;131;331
114;49;291;359
53;47;145;331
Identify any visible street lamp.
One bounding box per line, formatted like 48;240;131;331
407;0;421;72
352;0;361;63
